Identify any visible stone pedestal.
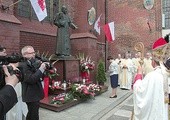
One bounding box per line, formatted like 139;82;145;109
71;33;98;83
51;55;80;83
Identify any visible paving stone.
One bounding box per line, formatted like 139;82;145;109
114;109;132;118
121;105;134;111
107;115;129;120
40;82;133;120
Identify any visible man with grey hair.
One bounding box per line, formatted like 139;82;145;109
20;46;48;120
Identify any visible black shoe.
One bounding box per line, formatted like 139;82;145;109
121;88;128;90
109;95;117;98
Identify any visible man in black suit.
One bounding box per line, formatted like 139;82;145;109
0;65;19;119
21;46;48;120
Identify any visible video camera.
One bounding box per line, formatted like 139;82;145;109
0;53;23;65
0;53;24;89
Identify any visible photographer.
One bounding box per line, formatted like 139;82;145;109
0;45;27;120
20;46;48;120
0;65;19;119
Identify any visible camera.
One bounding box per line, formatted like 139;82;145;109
0;53;23;65
0;53;24;89
29;55;54;72
36;54;54;70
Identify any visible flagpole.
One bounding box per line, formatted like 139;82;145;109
9;0;21;7
1;0;21;10
105;0;108;71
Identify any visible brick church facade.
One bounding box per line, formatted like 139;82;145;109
0;0;165;81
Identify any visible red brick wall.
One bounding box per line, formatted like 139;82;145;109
18;17;56;36
20;31;56;55
0;21;20;54
107;0;162;59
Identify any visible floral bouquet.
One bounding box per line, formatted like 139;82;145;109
88;83;101;93
50;83;102;105
49;80;71;90
50;93;74;105
44;68;58;79
49;80;62;90
76;53;95;72
70;83;96;100
81;60;95;72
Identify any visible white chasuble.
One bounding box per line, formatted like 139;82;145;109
133;67;168;120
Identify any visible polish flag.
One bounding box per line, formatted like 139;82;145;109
103;22;115;42
30;0;47;21
94;14;102;35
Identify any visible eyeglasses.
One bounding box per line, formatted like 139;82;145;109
25;52;35;55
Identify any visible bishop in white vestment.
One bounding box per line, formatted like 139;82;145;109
133;65;168;120
133;37;170;120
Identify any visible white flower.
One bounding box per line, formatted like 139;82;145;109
85;66;88;69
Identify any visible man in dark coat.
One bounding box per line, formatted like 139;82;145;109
21;46;48;120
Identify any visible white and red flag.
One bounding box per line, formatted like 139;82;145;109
103;22;115;42
30;0;47;21
94;14;102;35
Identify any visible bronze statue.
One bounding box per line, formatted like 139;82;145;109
54;5;77;56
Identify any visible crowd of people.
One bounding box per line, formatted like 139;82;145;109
108;50;153;94
107;36;170;119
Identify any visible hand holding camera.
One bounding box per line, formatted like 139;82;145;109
3;65;19;87
0;53;23;89
40;62;50;71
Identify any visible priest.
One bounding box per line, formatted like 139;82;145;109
133;37;170;120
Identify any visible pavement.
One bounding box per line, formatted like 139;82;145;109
99;93;133;120
39;80;133;120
